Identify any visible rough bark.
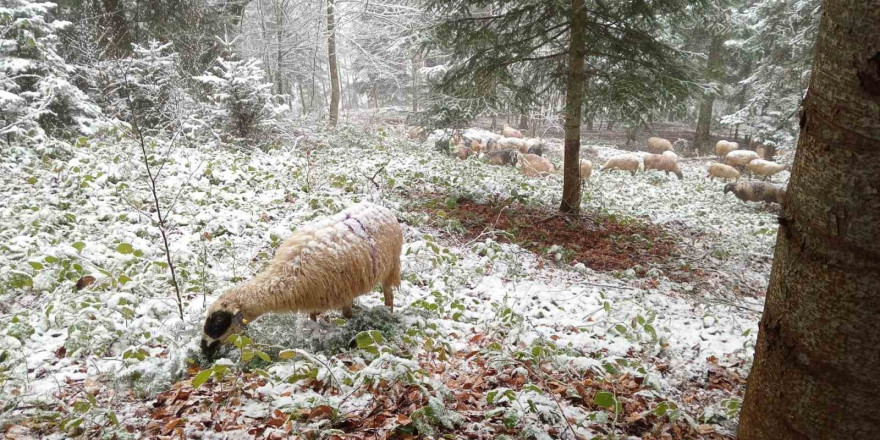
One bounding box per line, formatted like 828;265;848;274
98;0;132;57
411;53;420;113
327;0;340;126
694;32;725;153
560;0;587;214
738;1;880;439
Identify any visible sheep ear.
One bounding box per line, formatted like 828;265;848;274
233;311;248;326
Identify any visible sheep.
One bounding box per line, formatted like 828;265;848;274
643;153;683;180
502;123;524;138
707;163;741;182
647;137;674;154
201;202;403;354
715;140;739;159
519;153;555;177
600;154;641;176
470;138;485;154
485;148;519;166
725;149;760;168
524;138;544;156
407;126;424;140
495;136;528;151
747;159;790;181
434;136;452;155
724;181;786;205
456;145;472;160
580;159;592;180
662;151;678;159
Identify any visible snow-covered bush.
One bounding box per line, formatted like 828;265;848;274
0;0;101;144
194;57;286;146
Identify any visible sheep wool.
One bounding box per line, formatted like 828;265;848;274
715;140;738;159
520;153;555;177
201;202;403;353
747;159;789;181
486;148;519;166
580;159;592;180
647;137;674;154
600;154;641;176
725;149;760;167
496;137;528;151
707;163;740;182
724;181;786;205
502;123;524;138
643;153;683;180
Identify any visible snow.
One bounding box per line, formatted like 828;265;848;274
0;121;782;437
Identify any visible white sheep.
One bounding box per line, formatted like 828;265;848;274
600;154;641;176
707;163;740;182
643;153;683;179
502;123;524;138
201;202;403;354
559;159;592;179
747;159;789;181
725;150;760;168
519;153;555;177
495;136;528;151
724;181;786;205
647;137;674;154
715;140;739;159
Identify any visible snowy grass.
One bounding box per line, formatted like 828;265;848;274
0;123;779;438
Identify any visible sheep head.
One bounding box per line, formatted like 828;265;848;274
723;183;735;195
201;297;249;355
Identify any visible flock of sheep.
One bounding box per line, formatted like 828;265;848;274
415;125;791;207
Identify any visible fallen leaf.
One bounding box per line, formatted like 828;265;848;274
75;275;96;291
397;414;412;425
308;405;334;420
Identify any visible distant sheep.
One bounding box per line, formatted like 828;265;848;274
724;181;786;205
496;137;528;151
201;202;403;354
580;160;592;180
707;163;740;182
715;140;738;159
725;150;760;167
643;153;683;180
486;148;519;166
502;123;524;138
600;154;641;176
456;146;472;160
647;137;674;154
407;126;424;140
470;139;485;154
747;159;789;181
519;153;555;177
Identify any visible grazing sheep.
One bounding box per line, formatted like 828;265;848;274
707;163;741;182
519;153;555;177
715;140;739;159
747;159;790;181
485;148;519;166
456;146;472;160
495;136;528;151
600;154;641;176
580;159;592;180
643;153;683;180
407;126;424;140
725;149;760;167
201;203;403;354
647;137;674;154
724;181;786;205
470;139;485;154
502;123;524;138
662;151;678;159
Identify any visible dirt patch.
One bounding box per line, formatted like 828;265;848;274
417;195;682;272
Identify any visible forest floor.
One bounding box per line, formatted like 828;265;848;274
0;119;787;439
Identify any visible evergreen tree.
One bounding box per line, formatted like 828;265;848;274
422;0;694;214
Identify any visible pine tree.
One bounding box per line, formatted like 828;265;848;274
422;0;693;214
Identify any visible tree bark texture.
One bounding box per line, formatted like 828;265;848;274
738;2;880;439
694;33;725;153
412;53;420;113
326;0;340;126
560;0;587;214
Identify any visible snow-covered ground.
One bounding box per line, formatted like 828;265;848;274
0;124;783;438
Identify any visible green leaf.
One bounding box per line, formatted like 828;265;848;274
87;393;97;406
278;350;296;360
192;369;213;388
72;242;86;253
256;350;271;362
654;401;669;417
118;274;132;285
27;176;38;185
116;243;134;254
615;324;628;334
355;331;375;349
73;400;91;413
242;350;255;362
603;301;611;312
531;346;543;358
28;261;43;270
594;391;616;410
107;411;119;426
44;256;58;264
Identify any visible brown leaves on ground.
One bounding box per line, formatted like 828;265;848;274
417;196;680;272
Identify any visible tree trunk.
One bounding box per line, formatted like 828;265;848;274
738;2;880;439
694;32;725;153
518;113;529;130
560;0;587;214
275;0;285;96
99;0;132;57
411;53;420;113
326;0;340;126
